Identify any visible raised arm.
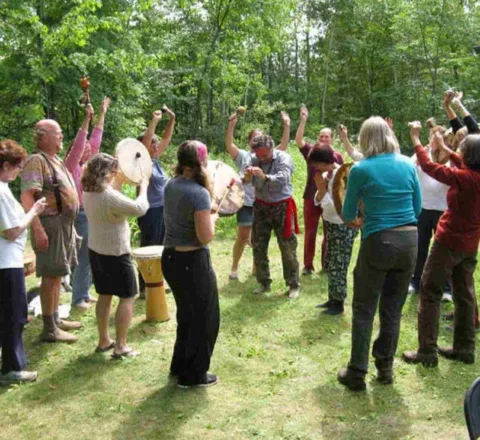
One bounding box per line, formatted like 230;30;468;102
225;112;240;160
295;106;308;149
276;111;291;151
338;124;364;161
89;97;110;155
158;106;176;156
65;104;93;171
452;94;480;133
142;110;163;151
409;121;460;186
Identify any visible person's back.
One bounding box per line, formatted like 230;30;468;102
163;176;211;248
344;153;421;238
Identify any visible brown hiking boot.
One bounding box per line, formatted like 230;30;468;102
438;347;474;364
337;368;366;392
57;319;81;331
402;350;438;367
41;327;78;343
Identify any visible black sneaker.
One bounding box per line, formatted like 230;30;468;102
322;300;344;315
316;299;333;309
177;373;218;389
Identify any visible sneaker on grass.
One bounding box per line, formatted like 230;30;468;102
0;370;38;385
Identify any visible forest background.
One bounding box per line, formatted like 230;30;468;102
2;0;480;161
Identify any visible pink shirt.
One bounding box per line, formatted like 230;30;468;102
65;127;103;206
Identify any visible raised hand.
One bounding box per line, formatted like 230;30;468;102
338;124;348;141
100;97;111;114
408;121;422;139
85;103;94;119
162;105;175;119
228;112;238;124
300;105;308;121
385;117;394;130
281;111;290;125
152;110;163;123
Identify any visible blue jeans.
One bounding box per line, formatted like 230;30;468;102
137;206;165;292
71;208;92;305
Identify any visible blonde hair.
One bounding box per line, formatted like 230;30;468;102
359;116;399;158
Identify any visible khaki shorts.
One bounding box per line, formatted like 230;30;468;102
33;215;78;277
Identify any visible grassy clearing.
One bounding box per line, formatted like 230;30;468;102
1;148;478;439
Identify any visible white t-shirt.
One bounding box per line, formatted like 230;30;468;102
411;154;449;212
0;181;27;269
314;168;343;224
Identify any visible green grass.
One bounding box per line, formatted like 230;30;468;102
1;147;478;439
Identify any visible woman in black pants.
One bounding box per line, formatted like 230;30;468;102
162;140;220;388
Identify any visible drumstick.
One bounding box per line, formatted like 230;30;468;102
215;178;236;214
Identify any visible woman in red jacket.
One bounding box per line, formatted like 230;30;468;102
403;121;480;367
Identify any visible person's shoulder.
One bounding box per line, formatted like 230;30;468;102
23;153;44;167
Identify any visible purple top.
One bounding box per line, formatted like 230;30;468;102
65;127;103;206
301;142;344;200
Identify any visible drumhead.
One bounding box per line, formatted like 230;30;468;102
132;246;164;259
207;160;244;216
115;138;153;185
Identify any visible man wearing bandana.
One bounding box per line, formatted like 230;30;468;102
244;135;300;299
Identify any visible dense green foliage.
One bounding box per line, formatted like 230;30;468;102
2;0;480;152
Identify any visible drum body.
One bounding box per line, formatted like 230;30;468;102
332;162;363;227
132;246;169;322
207;160;244;216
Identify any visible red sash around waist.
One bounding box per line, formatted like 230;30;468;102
255;197;301;239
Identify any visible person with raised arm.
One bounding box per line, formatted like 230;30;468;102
136;107;175;297
403;123;480;368
65;97;110;310
0;140;46;384
295;105;344;275
225;110;291;280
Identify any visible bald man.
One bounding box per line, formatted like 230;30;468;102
21;120;81;343
295;106;344;275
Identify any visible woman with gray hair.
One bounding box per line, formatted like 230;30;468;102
82;153;149;358
337;116;421;391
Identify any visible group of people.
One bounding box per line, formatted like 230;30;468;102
1;89;480;392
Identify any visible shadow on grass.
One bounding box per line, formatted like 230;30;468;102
22;351;119;405
314;383;412;440
112;382;209;440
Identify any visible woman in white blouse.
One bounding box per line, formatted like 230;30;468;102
82;153;148;358
0;140;45;384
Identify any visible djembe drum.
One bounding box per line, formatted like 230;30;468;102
132;246;169;322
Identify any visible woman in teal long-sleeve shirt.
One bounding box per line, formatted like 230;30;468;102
337;116;421;392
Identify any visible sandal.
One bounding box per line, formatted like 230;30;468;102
111;349;140;360
94;341;115;353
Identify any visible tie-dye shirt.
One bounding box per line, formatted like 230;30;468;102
21;150;79;219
